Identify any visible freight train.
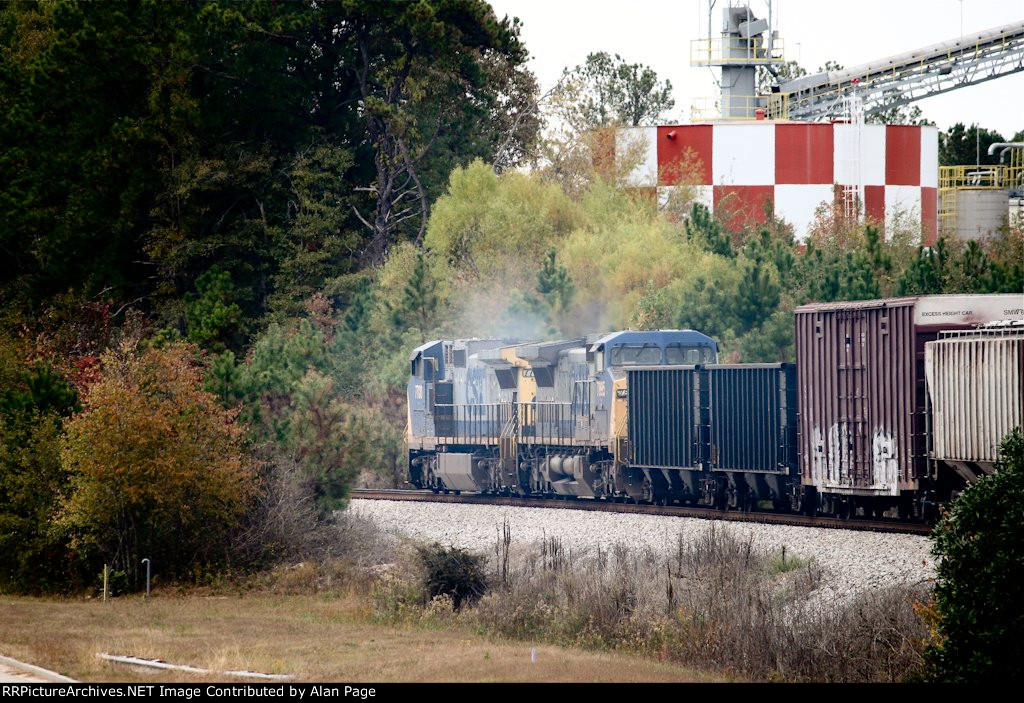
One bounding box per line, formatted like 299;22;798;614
406;294;1024;521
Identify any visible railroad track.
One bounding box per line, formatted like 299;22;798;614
351;489;933;535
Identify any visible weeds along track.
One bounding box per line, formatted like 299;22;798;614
351;489;932;536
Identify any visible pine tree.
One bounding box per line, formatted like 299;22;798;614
532;248;575;335
685;203;734;258
390;252;439;337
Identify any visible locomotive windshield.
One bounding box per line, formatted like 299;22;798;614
665;344;714;364
610;344;662;366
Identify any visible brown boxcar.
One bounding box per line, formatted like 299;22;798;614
795;294;1024;510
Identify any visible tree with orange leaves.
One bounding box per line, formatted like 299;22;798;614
60;341;256;586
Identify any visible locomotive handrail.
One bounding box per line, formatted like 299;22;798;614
434;402;509;444
516;401;572;445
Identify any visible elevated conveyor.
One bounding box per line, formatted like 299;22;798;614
779;21;1024;122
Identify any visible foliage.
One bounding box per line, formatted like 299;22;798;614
415;542;488;610
0;0;538;324
60;341;256;585
0;363;79;419
0;0;198;309
389;251;441;338
0;356;79;593
550;51;674;130
529;248;576;336
898;235;1022;296
939;123;1007;166
209;315;403;515
340;0;538;263
685;203;733;258
184;269;245;353
425;159;581;278
926;429;1024;682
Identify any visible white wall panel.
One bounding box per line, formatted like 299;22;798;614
920;126;939;188
712;124;775;185
774;184;835;242
885;185;921;234
834;123;886;186
618;126;658;187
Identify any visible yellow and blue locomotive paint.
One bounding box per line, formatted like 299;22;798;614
406;330;718;498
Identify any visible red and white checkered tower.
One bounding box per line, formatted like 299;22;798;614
615;2;1024;244
619;119;939;244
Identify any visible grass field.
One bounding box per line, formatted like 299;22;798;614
0;592;722;683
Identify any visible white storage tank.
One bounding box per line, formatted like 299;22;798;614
942;188;1011;241
925;324;1024;480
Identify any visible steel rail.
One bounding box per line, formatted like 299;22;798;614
351;489;932;536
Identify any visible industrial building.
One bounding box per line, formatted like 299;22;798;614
618;2;1024;242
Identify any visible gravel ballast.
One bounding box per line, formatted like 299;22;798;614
350;498;936;602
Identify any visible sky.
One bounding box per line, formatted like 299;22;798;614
488;0;1024;138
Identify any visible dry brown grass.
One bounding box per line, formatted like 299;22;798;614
0;591;721;683
436;523;932;683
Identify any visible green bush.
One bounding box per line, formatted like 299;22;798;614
926;428;1024;681
0;359;81;593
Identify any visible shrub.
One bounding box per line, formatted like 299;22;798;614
926;428;1024;681
415;543;487;610
0;355;81;593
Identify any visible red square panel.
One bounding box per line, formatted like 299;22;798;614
885;125;921;185
864;185;885;225
658;125;712;185
921;187;937;246
775;124;834;184
713;185;774;232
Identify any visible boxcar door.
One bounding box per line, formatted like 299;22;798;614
836;311;869;488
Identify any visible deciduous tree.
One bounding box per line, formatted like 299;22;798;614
551;51;674;130
61;341;256;584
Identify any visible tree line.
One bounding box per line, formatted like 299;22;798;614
0;1;1021;600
